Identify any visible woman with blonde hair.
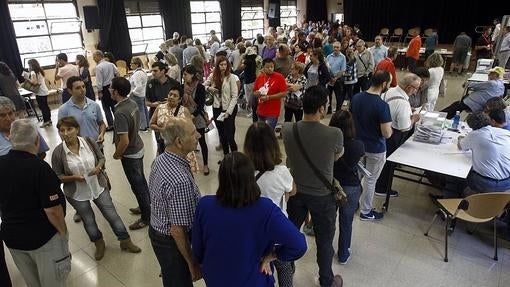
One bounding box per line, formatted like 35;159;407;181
164;52;181;83
424;52;444;110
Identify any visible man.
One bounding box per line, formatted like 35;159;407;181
376;47;398;87
475;27;492;60
253;58;288;130
424;29;438;59
110;77;151;230
94;50;119;130
484;97;510;129
408;67;430;109
370;35;388;66
488;108;510;130
0;119;70;287
282;85;344;287
54;53;79;103
146;62;181;154
149;118;202;287
497;26;510;69
229;42;245;72
405;27;422;73
442;66;505;119
169;39;184;69
326;41;346;113
449;32;472;74
354;40;375;93
375;74;422;198
273;44;294;77
182;38;199;67
492;18;502;44
350;71;393;221
458;112;510;192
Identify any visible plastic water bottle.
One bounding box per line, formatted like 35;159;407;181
452;111;460;130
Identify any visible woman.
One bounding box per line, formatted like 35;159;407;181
340;47;358;107
243;122;297;287
51;117;141;261
293;43;306;63
129;57;149;131
204;56;239;157
425;52;445;111
304;49;331;89
192;152;307;287
76;55;96;102
182;65;209;175
329;111;365;265
0;62;25;114
241;47;258;119
25;59;50;127
284;62;307;122
164;52;181;83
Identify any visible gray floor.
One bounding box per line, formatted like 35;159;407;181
5;71;510;287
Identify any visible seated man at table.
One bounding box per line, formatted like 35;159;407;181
441;67;505;119
457;112;510;193
487;109;510;130
484;97;510;126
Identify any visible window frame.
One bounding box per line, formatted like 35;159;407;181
241;5;264;40
190;0;222;44
280;1;298;27
8;0;85;69
125;1;165;55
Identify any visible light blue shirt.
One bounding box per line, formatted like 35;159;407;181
58;98;104;141
460;126;510;179
95;60;118;88
326;52;346;77
0;132;49;156
370;45;388;66
462;79;505;112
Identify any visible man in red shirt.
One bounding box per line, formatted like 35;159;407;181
253;58;288;130
376;47;398;87
405;27;422;72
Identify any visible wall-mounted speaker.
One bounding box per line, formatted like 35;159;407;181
83;6;100;30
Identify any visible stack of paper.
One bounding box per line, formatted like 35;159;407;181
414;124;443;144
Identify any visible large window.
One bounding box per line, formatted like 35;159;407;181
241;6;264;40
8;0;84;68
190;1;222;44
280;1;297;27
125;1;165;54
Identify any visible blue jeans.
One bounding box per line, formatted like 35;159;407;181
337;185;362;260
287;192;337;287
258;115;278;130
149;227;193;287
131;95;149;130
121;157;151;222
467;170;510;192
66;190;129;242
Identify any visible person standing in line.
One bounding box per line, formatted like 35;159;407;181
424;53;444;110
497;26;510;69
350;70;393;221
240;47;258;120
475;27;493;60
405;27;422;73
424;29;438;59
149;118;202;287
354;40;374;93
75;55;96;102
110;77;151;230
282;85;344;287
55;53;79;104
340;47;358;107
183;39;200;67
0;119;70;287
25;59;51;127
284;62;307;123
369;35;388;67
169;39;184;69
449;32;472;75
375;47;398;87
326;42;347;114
93;50;119;130
129;57;149;131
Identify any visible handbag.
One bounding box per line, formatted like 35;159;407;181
292;124;347;206
205;91;214;106
21;79;40;94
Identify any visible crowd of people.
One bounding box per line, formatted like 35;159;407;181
0;17;509;287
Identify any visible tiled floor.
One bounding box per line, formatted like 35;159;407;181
5;71;510;287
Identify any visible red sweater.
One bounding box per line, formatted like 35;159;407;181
406;35;422;60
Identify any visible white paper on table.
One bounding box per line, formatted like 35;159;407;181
216;112;226;122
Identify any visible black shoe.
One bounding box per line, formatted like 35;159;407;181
428;193;444;200
374;189;399;197
129;207;141;215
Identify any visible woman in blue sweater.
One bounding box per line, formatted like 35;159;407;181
192;152;307;287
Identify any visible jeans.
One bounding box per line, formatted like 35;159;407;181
375;129;410;194
341;84;354;105
328;79;344;111
407;57;417;73
36;95;51;123
441;100;471;119
467;170;510;192
258;115;278;130
244;82;254;109
131;95;149;130
121;157;151;222
101;85;116;127
353;76;370;94
273;259;294;287
197;128;208;166
287;193;337;287
213;106;238;155
284;107;303;122
337;185;362;259
66;190;129;242
0;238;11;287
251;96;259;122
360;152;386;214
149;227;193;287
9;233;71;287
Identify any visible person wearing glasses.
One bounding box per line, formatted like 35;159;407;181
129;57;149;131
375;73;422;198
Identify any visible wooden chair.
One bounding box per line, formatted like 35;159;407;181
389;28;404;46
115;60;128;77
424;192;510;262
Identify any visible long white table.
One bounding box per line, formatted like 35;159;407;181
18;88;42;121
467;72;510;84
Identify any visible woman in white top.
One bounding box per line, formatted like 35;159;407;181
164;52;181;84
425;52;445;110
51;117;140;261
25;59;50;127
129;57;149;130
243;121;296;287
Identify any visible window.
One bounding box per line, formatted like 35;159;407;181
8;0;84;68
125;1;165;54
190;1;222;44
280;1;297;27
241;6;264;40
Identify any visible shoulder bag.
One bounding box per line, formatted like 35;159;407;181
21;73;41;94
292;124;347;206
